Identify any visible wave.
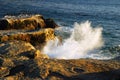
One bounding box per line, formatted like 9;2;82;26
3;14;33;19
42;21;109;59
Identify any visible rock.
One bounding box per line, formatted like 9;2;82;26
0;28;55;46
0;54;120;80
45;18;59;28
0;15;45;30
0;19;9;30
35;59;120;80
4;76;43;80
0;40;35;58
0;40;49;60
0;40;49;59
0;67;9;77
0;15;59;30
34;50;49;59
0;40;49;78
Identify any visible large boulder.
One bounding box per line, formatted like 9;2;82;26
0;15;59;30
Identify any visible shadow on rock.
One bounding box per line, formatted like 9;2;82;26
68;69;120;80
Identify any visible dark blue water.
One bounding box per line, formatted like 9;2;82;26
0;0;120;59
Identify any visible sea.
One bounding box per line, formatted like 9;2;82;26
0;0;120;59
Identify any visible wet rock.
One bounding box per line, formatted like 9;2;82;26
45;18;59;28
0;19;9;30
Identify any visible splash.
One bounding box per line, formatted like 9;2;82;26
43;21;104;59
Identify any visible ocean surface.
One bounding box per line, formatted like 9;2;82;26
0;0;120;59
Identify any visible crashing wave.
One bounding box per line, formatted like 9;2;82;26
43;21;106;59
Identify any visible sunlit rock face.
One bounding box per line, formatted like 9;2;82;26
0;40;48;59
0;15;58;30
0;40;49;79
0;28;55;47
0;15;58;49
1;57;120;80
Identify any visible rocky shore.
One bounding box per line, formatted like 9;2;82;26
0;14;120;80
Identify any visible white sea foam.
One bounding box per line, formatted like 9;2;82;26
3;14;32;19
43;21;105;59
